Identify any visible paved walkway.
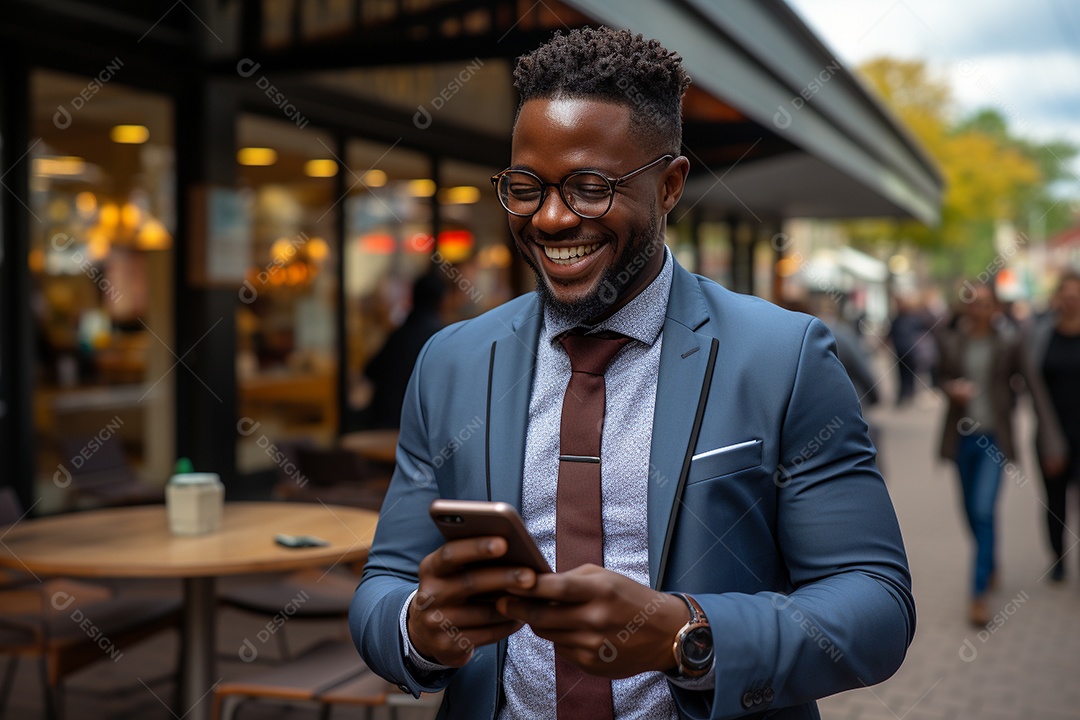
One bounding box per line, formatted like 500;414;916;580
818;392;1080;720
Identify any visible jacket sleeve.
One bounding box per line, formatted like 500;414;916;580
670;319;916;719
348;336;458;697
1013;330;1067;462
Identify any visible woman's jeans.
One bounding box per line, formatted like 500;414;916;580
955;433;1003;596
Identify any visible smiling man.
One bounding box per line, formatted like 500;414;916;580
350;26;915;720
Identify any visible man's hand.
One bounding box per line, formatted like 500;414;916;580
943;378;976;405
407;536;536;667
1042;455;1067;478
496;564;689;679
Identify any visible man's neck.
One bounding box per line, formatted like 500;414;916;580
583;243;666;326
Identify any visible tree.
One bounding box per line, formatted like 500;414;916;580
955;108;1078;241
847;57;1072;279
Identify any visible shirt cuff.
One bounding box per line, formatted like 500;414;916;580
399;588;455;676
666;662;716;690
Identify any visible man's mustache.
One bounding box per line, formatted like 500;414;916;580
520;230;608;246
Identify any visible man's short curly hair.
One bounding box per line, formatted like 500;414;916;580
513;26;691;155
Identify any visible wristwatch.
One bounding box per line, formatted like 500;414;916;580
670;592;713;678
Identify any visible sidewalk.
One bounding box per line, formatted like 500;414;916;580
818;393;1080;720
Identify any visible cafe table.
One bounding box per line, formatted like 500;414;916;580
0;501;378;720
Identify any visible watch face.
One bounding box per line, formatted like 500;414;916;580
682;626;713;668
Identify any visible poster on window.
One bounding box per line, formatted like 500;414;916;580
188;185;252;285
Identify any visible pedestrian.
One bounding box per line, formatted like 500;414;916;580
362;272;447;429
350;26;914;719
1030;270;1080;581
937;281;1065;626
889;293;926;406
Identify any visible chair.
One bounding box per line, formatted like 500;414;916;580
267;437;317;502
217;565;362;659
273;445;390;511
212;638;439;720
224;443;380;663
0;488;182;720
55;434;163;509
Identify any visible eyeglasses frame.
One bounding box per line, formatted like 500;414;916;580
490;154;675;220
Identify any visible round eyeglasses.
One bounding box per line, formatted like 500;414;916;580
490;154;674;220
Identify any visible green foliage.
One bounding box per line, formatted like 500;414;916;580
850;57;1078;277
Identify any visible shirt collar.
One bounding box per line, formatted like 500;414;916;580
542;245;673;347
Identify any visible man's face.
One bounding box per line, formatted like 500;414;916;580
507;98;678;323
1058;278;1080;319
966;286;997;324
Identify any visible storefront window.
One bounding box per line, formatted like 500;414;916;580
235;115;339;473
29;70;174;511
698;221;733;287
342;138;434;430
340;147;512;431
438;159;513;320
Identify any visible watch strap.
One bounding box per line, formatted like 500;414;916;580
669;592;711;678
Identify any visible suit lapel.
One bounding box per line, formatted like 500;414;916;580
648;265;713;587
486;300;542;512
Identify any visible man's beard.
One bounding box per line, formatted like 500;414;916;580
517;208;661;325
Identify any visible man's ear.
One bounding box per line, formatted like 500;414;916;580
659;156;690;214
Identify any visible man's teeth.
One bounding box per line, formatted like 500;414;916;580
543;243;601;263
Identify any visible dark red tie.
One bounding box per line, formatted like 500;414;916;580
555;329;631;720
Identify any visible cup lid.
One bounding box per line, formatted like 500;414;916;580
169;472;221;485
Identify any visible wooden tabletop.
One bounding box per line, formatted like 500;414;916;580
0;502;379;578
340;429;399;465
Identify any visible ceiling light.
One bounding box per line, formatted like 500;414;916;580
362;169;387;187
271;237;296;263
406;179;436;197
438;186;480;204
75;191;97;215
306;236;330;261
237;148;278;166
110;125;149;144
304;159;338;177
33;156;86;177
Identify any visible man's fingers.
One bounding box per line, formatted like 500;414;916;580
460;620;526;649
420;603;517;631
496;596;583;631
432;621;525;663
429;536;509;575
430;566;535;604
506;565;600;603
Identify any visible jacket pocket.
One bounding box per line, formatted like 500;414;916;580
687;439;763;485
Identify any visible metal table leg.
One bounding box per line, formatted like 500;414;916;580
181;576;217;720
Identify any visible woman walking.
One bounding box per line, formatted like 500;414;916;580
938;282;1065;626
1031;271;1080;581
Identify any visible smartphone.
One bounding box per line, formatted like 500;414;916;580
429;499;551;573
274;533;329;548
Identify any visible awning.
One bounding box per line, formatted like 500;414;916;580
563;0;942;224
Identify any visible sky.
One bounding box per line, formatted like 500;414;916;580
785;0;1080;187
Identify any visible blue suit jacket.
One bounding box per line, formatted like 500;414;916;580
350;260;915;719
